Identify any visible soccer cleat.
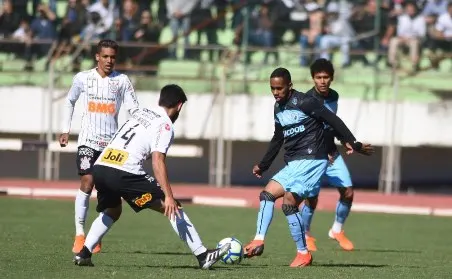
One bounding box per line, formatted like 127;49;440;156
73;246;94;267
243;240;264;258
92;241;102;254
197;243;231;270
306;235;317;252
289;251;313;267
328;229;354;251
72;235;85;253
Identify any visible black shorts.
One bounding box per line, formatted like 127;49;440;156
76;146;102;176
92;165;165;213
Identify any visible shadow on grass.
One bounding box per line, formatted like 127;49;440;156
354;248;422;254
100;250;192;256
316;263;388;268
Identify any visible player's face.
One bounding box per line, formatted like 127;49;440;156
270;77;292;104
96;47;117;76
170;102;184;123
313;71;333;95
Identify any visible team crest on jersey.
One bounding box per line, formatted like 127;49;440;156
80;156;91;170
292;98;297;105
164;124;170;131
109;80;120;94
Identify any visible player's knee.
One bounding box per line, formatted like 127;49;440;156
259;191;276;202
104;207;121;222
305;196;318;210
340;187;354;203
282;204;299;216
80;175;94;193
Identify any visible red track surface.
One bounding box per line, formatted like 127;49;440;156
1;179;452;213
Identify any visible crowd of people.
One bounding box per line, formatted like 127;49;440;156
0;0;451;74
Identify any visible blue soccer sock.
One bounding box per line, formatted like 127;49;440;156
255;200;275;240
332;200;352;233
285;211;308;253
300;204;315;235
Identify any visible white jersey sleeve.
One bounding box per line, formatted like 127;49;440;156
61;73;83;133
122;75;139;114
151;122;174;154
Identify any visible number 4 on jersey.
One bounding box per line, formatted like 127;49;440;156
120;124;139;149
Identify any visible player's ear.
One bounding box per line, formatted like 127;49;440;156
289;82;293;90
95;53;99;63
177;102;183;112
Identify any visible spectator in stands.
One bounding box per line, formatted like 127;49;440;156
349;0;393;66
117;0;140;42
82;0;115;40
130;10;164;75
190;0;221;61
298;0;324;66
318;1;355;68
0;0;21;39
428;1;452;69
166;0;199;59
388;1;426;73
11;0;29;21
24;3;57;71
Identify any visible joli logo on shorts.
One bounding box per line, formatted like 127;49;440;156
101;148;128;165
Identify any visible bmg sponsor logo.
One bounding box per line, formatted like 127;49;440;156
283;125;305;137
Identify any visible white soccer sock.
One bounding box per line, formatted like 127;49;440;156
84;212;114;252
169;209;207;256
75;189;90;236
332;221;343;233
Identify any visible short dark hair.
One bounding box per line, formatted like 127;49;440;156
96;39;119;54
270;67;291;83
310;58;335;78
158;84;188;108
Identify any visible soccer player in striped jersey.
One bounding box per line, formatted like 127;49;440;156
73;84;230;269
59;39;139;254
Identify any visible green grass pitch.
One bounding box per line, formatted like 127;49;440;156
1;198;451;278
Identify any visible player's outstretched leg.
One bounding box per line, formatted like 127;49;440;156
301;197;318;252
73;174;100;254
244;180;284;259
283;192;312;267
166;203;230;269
329;187;354;251
74;207;120;266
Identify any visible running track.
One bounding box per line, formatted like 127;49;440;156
1;179;452;217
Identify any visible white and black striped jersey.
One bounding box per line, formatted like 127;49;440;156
94;106;174;175
61;68;139;151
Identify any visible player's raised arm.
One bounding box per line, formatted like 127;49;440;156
255;120;284;177
300;97;363;154
60;73;83;147
123;76;139;116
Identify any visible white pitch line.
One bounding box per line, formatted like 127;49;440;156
192;196;248;207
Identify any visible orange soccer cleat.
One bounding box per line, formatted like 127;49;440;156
243;240;265;259
289;251;313;267
328;229;354;251
306;235;317;252
92;241;102;254
72;235;85;253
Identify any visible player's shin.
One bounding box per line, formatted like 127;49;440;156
300;204;315;235
168;208;207;256
283;204;308;253
255;191;276;240
333;199;352;233
75;189;90;235
84;212;115;252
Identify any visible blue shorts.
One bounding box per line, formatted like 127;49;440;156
324;154;353;187
272;159;328;198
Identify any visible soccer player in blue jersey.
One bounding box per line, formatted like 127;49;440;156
243;67;373;267
303;58;367;252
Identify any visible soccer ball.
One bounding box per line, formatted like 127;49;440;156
216;237;244;264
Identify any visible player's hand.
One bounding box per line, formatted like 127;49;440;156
344;142;354;155
358;143;375;156
328;153;335;165
252;165;263;178
59;133;69;147
164;196;181;221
